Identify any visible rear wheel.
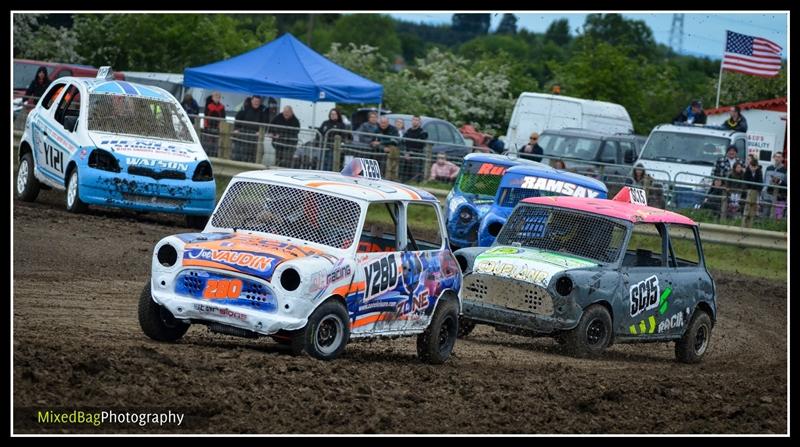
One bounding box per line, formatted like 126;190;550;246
563;304;612;358
675;310;712;364
16;152;41;202
417;298;459;364
65;169;88;213
138;282;189;342
303;300;350;361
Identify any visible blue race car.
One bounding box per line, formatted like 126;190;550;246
477;164;608;246
15;67;215;228
445;153;547;250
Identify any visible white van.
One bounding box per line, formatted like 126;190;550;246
504;92;634;151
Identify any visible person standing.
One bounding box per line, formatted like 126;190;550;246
356;111;380;146
318;108;347;171
625;163;664;208
720;106;748;132
673;100;707;125
233;95;269;162
270;106;301;167
201;92;226;157
743;155;763;190
762;151;787;219
395;118;406;137
401;115;428;182
713;145;744;178
24;66;51;105
519;132;544;162
180;94;199;116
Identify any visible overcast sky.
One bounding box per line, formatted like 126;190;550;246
389;12;788;60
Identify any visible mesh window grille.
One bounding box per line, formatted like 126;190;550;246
87;94;194;143
497;204;627;263
211;181;362;249
456;161;507;197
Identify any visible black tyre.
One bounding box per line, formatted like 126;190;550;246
65;169;88;213
16;152;40;202
186;214;209;230
417;298;459;364
138;282;189;342
303;300;350;361
563;304;613;358
675;310;712;364
457;317;476;338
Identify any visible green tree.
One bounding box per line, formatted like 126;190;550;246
544;18;571;46
496;14;518;35
708;67;787;106
583;14;656;58
14;13;81;62
73;14;276;72
331;14;401;59
452;14;491;37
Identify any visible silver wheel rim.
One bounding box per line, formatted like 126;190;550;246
314;315;344;355
67;172;78;207
17;159;29;194
694;324;709;356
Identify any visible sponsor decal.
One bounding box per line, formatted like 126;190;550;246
474;260;548;285
43;142;65;174
629;315;657;335
658;287;672;315
127;157;189;171
79;148;88;160
629;275;660;318
520;176;601;198
186;249;273;271
486;247;521;255
193;303;247;321
327;265;352;284
657;311;684;334
477;163;507;175
364;254;399;299
100;140;197;158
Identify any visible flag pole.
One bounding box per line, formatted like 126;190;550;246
715;31;728;108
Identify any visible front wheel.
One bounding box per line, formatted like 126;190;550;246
16;152;41;202
675;310;712;364
417;298;459;364
563;304;613;358
303;300;350;360
138;282;190;342
65;169;88;213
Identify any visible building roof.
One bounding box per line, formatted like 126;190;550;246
522;196;696;226
705;97;787;115
233;169;438;203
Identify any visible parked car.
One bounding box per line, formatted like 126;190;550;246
139;158;463;363
477;164;608;247
637;123;747;209
445;153;542;249
14;58;125;100
15;68;215;228
504;92;634;151
454;187;716;363
384;114;468;155
537;128;645;188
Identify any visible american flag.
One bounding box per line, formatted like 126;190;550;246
721;30;783;77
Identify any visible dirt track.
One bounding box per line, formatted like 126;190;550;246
13;189;788;434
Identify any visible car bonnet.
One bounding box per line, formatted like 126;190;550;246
471;246;597;288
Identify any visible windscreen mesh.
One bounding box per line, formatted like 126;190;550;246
88;94;194;143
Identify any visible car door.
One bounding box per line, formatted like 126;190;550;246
29;82;67;174
352;201;408;336
660;224;707;336
617;222;676;338
35;82;78;185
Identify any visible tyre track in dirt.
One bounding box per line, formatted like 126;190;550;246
13;189;787;434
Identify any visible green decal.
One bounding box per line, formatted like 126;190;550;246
648;315;656;334
629;325;637;334
658;287;672;315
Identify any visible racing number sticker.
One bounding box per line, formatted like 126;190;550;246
629;187;648;206
203;279;243;299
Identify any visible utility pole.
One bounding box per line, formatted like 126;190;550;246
669;14;685;54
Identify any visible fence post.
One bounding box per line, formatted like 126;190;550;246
332;135;342;172
742;189;758;228
386;145;400;181
255;126;265;165
423;143;433;182
219;121;232;160
720;194;729;221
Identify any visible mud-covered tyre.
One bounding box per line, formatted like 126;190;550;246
16;152;40;202
185;214;209;230
457;317;476;338
675;310;712;364
65;169;88;213
138;282;189;342
563;304;612;358
303;300;350;361
417;298;459;364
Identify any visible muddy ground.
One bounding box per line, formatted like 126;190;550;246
13;189;788;434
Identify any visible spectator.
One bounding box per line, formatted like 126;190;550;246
201;92;226;157
673;100;707;125
701;178;728;215
486;130;505;154
762;151;787;219
24;66;51;105
551;159;567;170
743;155;763;191
356;111;380;145
181;94;199;116
720;106;748;132
401;115;428;182
374;116;400;152
625;163;664;208
232;95;269;162
395;118;406;137
318;108;347;171
429;153;460;183
270;106;301;167
713;145;743;178
519;132;544;162
727;162;747;215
